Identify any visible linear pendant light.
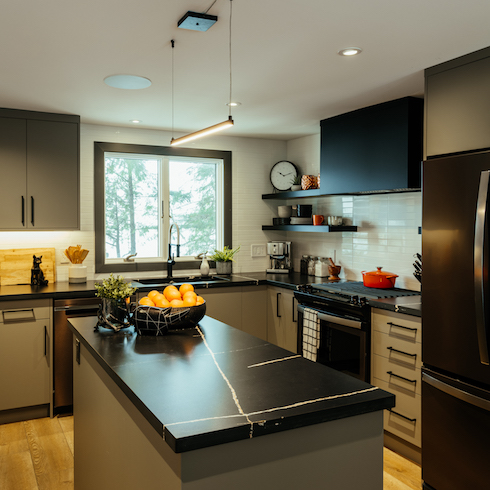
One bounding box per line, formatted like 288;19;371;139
170;0;234;146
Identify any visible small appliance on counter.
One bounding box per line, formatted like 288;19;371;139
266;241;292;274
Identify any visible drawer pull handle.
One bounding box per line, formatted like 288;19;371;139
388;408;416;423
387;371;417;384
387;321;417;332
387;346;417;358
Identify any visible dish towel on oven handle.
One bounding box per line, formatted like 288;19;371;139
302;307;320;361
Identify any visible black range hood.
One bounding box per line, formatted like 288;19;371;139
320;96;423;195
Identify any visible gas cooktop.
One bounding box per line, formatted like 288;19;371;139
314;281;420;300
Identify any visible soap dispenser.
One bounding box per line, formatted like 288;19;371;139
200;252;210;277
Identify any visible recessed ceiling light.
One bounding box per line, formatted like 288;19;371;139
226;102;241;107
104;75;152;90
338;47;362;57
130;120;141;124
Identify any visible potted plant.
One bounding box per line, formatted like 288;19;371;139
209;245;240;275
290;175;302;191
95;274;137;331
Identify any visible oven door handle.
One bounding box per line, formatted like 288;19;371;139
297;304;362;330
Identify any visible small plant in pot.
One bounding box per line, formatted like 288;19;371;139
209;245;240;275
290;175;302;191
95;274;137;331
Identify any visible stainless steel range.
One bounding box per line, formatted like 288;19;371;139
295;282;420;382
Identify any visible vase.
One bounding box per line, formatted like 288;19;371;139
97;298;130;332
216;261;232;275
291;184;302;191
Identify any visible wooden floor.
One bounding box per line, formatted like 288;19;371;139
0;416;422;489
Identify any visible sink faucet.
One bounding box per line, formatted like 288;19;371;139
123;252;137;262
167;220;180;278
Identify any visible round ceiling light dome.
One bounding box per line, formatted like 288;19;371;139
104;74;152;89
338;47;362;56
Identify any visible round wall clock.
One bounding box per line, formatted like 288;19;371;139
270;161;299;191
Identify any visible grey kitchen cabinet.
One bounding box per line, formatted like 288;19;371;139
0;299;52;415
0;109;80;230
267;286;298;353
371;308;421;449
425;46;490;157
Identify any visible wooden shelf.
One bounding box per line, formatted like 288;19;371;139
262;189;321;200
262;225;357;232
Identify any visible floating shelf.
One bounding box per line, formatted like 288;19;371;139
262;225;357;232
262;189;322;200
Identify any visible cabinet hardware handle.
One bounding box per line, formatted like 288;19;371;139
387;371;417;384
276;292;281;318
387;346;417;358
31;196;34;226
387;321;417;332
44;325;47;356
388;408;416;423
21;196;25;226
76;339;81;365
161;200;164;219
292;297;297;323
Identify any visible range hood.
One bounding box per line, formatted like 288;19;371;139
319;96;423;195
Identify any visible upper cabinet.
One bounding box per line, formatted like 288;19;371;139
320;97;423;195
425;46;490;158
0;109;80;230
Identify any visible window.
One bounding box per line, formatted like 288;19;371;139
94;142;232;274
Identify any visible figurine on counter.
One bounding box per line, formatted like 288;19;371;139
31;255;48;286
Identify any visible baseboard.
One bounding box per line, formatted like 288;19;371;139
384;430;421;465
0;404;50;425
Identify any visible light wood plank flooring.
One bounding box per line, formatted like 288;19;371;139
1;416;421;489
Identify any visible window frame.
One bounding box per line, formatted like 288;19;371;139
94;141;232;274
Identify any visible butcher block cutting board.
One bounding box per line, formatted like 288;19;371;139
0;248;56;286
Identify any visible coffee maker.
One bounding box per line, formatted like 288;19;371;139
266;241;292;274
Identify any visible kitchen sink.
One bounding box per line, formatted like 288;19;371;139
132;275;230;287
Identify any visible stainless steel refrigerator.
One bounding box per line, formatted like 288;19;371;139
422;150;490;490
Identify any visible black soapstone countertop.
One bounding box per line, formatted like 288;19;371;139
68;315;394;454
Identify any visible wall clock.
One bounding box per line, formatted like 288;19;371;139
270;161;299;191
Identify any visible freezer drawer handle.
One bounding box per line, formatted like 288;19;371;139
387;322;417;332
387;346;417;358
423;372;490;413
388;409;416;423
387;371;417;384
474;169;490;365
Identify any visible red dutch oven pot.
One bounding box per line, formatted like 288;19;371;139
361;267;398;289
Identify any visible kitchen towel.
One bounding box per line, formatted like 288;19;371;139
302;307;320;361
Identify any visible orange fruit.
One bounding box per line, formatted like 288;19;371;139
179;283;194;296
165;288;182;302
154;296;171;308
139;296;155;306
183;295;197;307
151;292;165;304
195;296;204;305
183;291;197;302
147;290;161;302
170;299;185;307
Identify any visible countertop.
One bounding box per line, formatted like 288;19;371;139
369;296;422;317
68;315;394;453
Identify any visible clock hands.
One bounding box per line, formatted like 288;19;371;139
277;171;294;177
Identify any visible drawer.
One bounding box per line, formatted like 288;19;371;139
372;309;421;343
375;378;421;448
373;330;422;369
0;301;51;323
373;354;421;395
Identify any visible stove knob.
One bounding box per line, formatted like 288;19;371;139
350;295;359;305
359;297;367;306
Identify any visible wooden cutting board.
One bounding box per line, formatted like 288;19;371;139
0;248;56;286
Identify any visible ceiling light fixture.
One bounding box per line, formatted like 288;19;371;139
104;74;152;89
338;47;362;56
170;0;234;146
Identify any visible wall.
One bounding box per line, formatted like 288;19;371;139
284;135;421;291
0;123;286;282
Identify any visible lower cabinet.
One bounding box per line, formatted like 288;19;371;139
267;286;298;353
371;308;422;449
0;299;52;414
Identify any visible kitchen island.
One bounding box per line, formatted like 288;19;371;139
68;315;394;490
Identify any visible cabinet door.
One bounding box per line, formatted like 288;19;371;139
267;287;298;352
425;52;490;157
0;117;27;230
281;289;299;353
26;119;79;229
0;318;50;410
200;287;242;330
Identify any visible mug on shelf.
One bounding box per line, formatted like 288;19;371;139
327;216;343;226
313;215;324;226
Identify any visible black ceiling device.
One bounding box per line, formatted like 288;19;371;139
177;11;218;31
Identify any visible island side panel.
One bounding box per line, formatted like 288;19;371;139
73;336;384;490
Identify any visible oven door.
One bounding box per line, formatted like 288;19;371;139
298;305;370;382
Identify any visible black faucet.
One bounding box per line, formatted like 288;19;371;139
167;222;181;279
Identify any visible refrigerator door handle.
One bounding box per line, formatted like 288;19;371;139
423;372;490;413
474;169;490;365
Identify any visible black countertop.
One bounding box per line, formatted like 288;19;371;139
369;296;422;317
68;315;395;453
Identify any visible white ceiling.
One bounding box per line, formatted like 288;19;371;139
2;0;490;140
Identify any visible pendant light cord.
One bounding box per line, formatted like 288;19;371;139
203;0;218;14
229;0;233;117
171;39;175;139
